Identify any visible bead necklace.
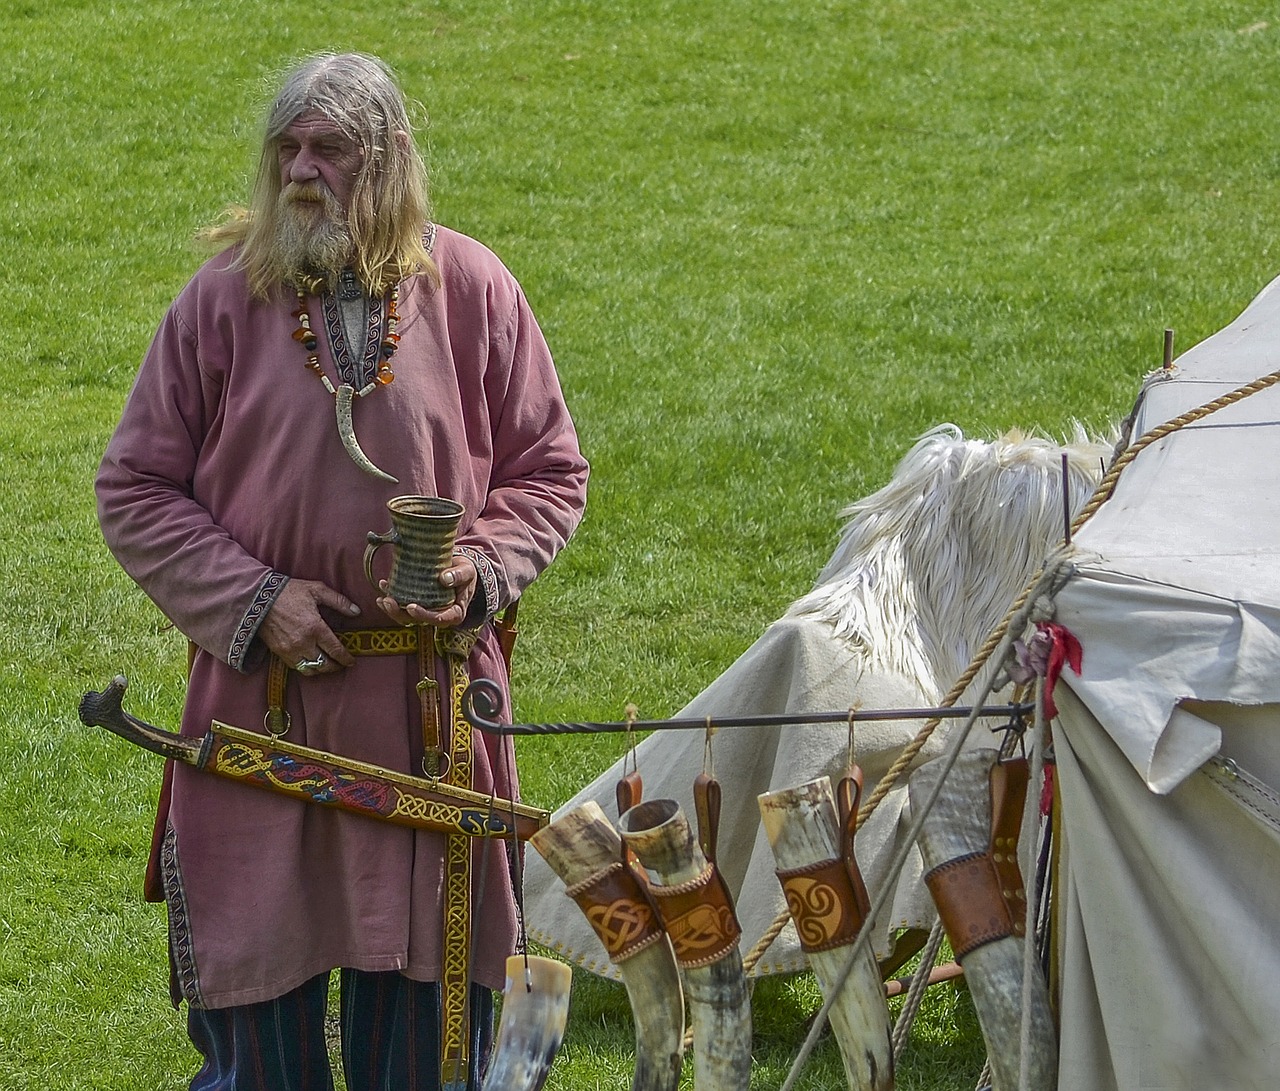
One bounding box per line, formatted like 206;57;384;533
293;284;400;397
291;282;403;483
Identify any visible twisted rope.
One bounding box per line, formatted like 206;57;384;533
891;916;946;1060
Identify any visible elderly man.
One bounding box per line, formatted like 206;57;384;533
96;52;588;1091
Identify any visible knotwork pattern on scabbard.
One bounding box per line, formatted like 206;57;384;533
775;857;867;953
564;860;665;962
648;863;742;969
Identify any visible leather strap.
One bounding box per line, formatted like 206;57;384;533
648;863;742;968
616;772;643;817
417;625;444;776
836;766;872;920
989;757;1030;936
693;772;721;864
564;861;665;962
436;626;478;1091
267;627;431;739
495;598;519;676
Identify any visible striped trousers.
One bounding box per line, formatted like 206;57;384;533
187;969;494;1091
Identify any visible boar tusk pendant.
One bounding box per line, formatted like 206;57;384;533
335;383;398;483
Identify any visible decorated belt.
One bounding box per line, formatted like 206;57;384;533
266;626;433;735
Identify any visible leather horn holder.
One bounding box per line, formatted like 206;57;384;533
563;860;666;963
924;757;1031;961
647;863;743;969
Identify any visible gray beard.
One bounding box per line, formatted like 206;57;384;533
273;191;355;287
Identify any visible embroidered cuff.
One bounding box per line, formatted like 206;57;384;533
453;545;499;626
228;571;289;673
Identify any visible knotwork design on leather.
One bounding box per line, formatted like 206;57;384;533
339;627;422;656
438;631;478;1088
776;857;867;953
648;863;742;968
564;861;665;962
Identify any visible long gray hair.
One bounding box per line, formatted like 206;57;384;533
203;52;437;297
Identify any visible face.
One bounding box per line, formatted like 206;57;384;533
277;112;364;212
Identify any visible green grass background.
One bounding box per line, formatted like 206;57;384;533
4;1;1279;1087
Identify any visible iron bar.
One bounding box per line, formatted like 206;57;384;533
462;678;1032;737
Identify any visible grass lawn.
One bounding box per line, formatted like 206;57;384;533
3;1;1279;1087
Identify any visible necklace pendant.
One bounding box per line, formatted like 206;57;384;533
335;383;398;483
338;269;362;302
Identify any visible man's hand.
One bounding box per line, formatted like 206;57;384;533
377;555;477;629
258;579;360;674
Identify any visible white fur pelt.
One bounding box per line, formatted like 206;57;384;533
523;423;1113;981
791;424;1112;694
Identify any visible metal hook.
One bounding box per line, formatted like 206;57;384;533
462;677;505;734
994;691;1031;761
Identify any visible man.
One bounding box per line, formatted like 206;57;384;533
96;52;588;1090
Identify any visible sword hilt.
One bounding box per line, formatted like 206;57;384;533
79;675;204;765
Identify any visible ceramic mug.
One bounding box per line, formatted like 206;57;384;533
363;495;465;608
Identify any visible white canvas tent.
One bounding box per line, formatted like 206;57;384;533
1051;276;1280;1090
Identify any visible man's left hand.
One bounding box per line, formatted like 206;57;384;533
376;555;477;628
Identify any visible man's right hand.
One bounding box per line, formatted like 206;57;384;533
258;579;361;675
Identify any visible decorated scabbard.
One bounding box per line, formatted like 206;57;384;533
79;675;548;841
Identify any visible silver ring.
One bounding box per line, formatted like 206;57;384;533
295;653;327;674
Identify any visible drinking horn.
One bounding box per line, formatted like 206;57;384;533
909;749;1056;1091
759;775;894;1091
619;798;753;1091
479;955;572;1091
528;802;685;1091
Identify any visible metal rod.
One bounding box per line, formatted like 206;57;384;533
1163;327;1175;369
462;678;1031;737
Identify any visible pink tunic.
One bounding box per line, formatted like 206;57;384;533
96;226;588;1008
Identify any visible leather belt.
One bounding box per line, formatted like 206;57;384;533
266;626;435;737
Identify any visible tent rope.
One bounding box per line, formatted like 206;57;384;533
891;916;946;1061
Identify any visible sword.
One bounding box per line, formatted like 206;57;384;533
79;675;548;841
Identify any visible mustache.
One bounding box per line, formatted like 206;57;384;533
282;181;340;208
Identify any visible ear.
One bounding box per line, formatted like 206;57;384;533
394;130;412;152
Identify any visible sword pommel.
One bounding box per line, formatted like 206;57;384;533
79;675;204;766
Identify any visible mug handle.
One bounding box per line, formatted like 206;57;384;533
363;528;399;594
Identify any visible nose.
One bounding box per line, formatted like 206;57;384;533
288;147;320;184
